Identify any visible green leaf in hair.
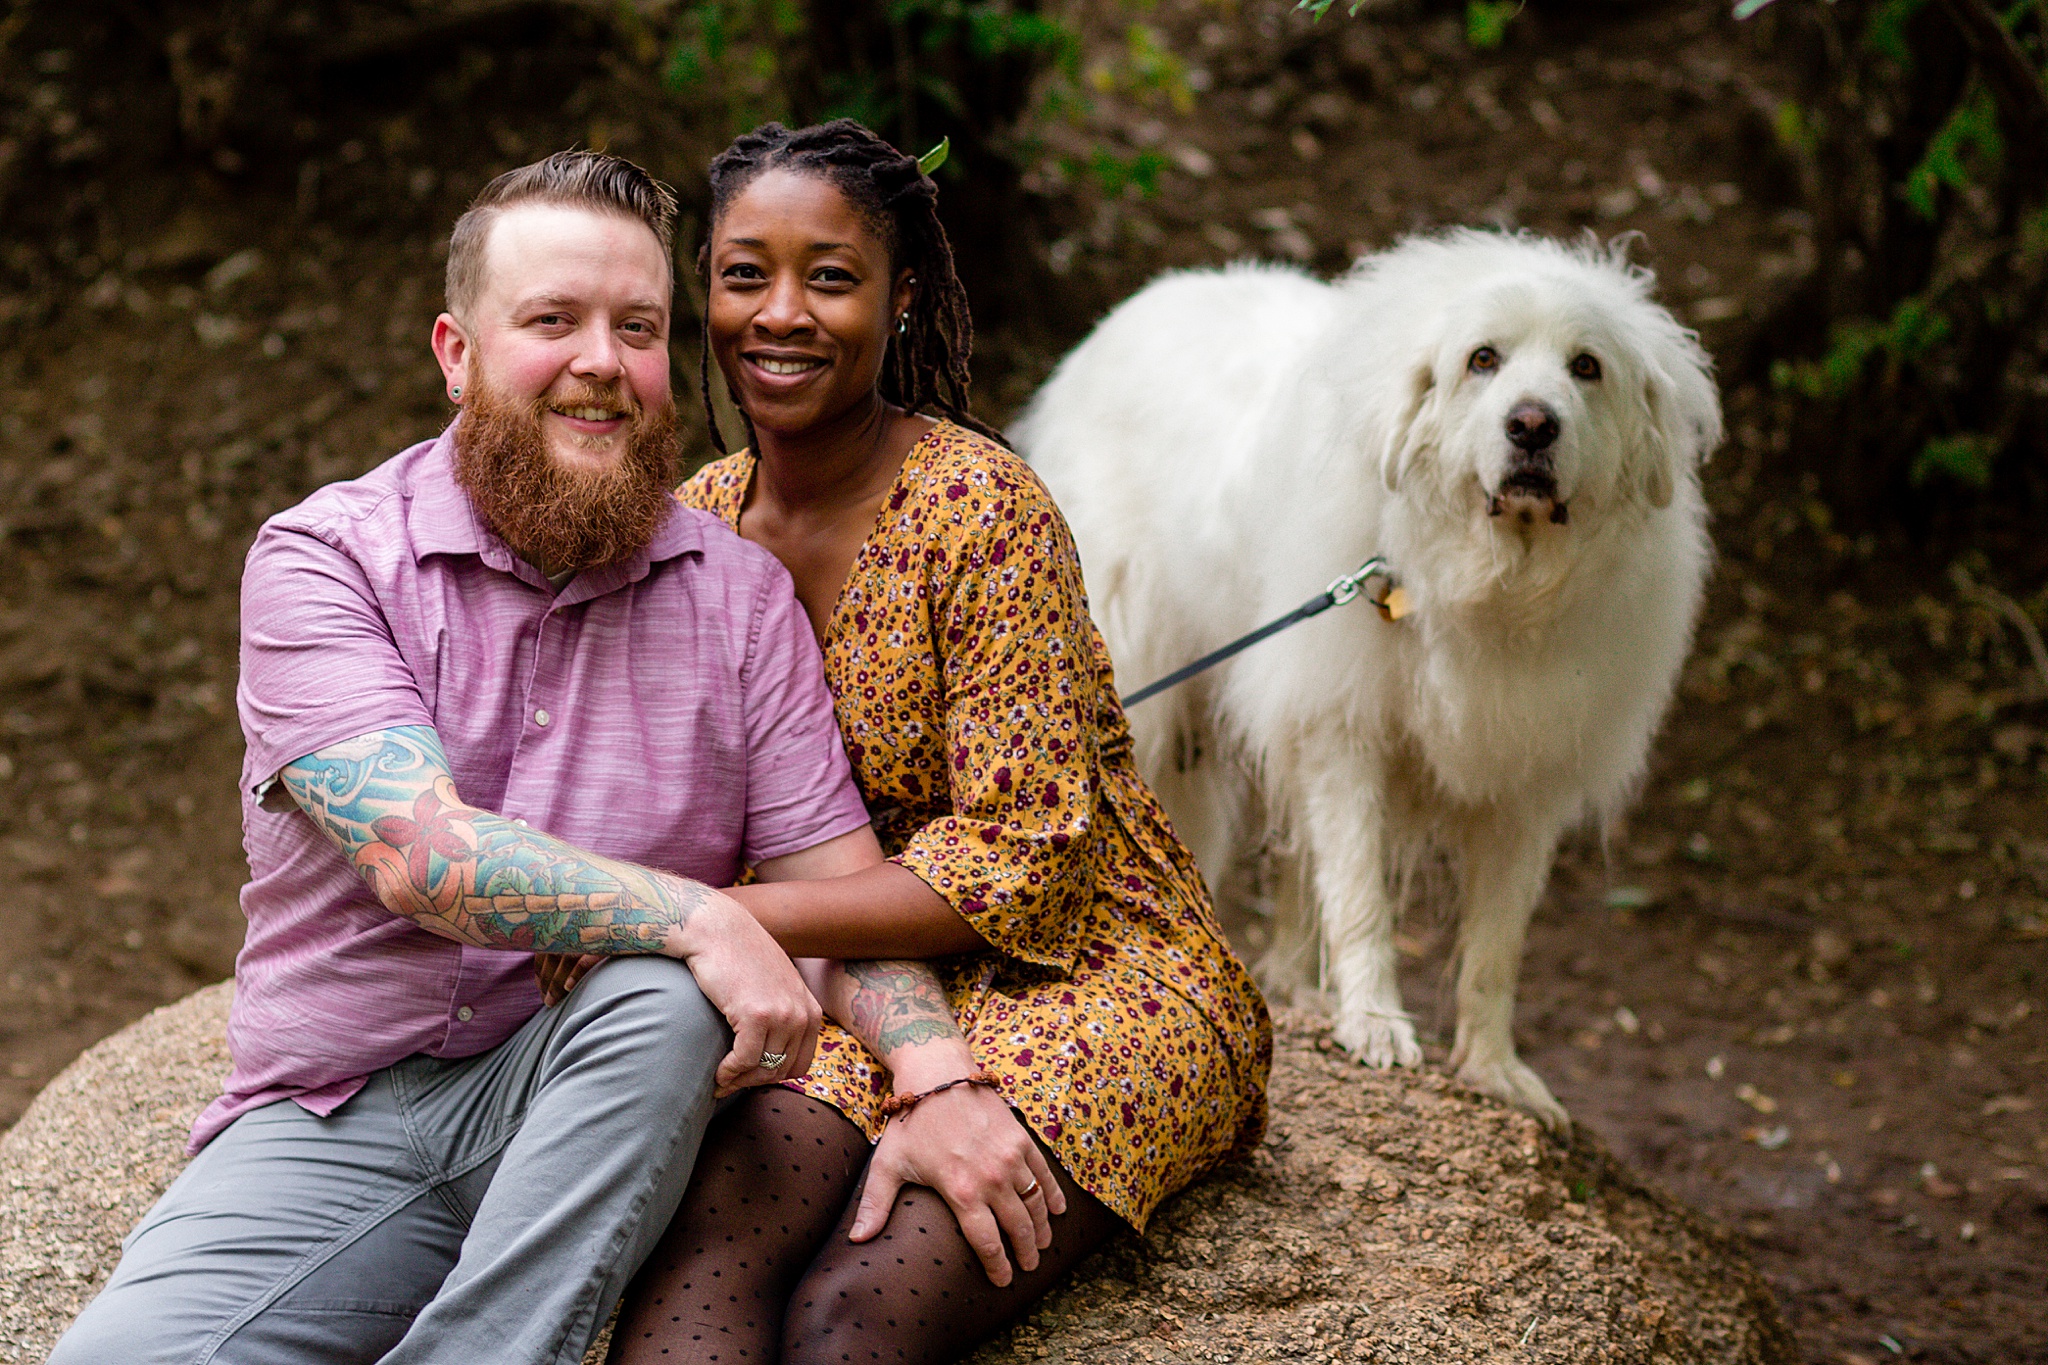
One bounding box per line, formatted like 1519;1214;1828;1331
917;137;950;177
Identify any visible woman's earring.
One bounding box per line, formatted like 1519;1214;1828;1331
897;313;908;335
451;386;462;401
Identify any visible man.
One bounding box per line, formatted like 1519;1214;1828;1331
50;151;879;1365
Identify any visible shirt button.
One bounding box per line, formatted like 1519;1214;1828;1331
456;1005;474;1022
533;709;551;728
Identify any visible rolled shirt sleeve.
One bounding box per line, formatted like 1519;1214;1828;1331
892;473;1100;971
238;520;434;805
738;565;873;865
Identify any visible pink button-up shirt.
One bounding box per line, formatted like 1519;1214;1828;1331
195;427;868;1151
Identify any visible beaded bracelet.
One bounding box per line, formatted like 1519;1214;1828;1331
879;1068;998;1118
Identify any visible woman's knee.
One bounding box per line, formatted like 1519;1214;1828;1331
778;1270;884;1365
778;1158;1125;1365
776;1185;989;1365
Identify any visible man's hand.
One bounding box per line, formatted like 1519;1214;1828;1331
668;889;822;1094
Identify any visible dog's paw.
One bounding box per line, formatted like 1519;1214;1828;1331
1332;1008;1423;1069
1455;1054;1569;1133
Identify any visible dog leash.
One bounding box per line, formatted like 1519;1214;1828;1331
1120;556;1406;708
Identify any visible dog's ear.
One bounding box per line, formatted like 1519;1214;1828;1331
1632;345;1723;509
1635;376;1676;509
1382;362;1438;492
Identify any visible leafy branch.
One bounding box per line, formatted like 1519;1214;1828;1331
1744;0;2048;512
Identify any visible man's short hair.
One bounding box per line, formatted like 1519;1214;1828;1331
446;150;680;320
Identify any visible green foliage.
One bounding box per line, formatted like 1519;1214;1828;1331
1295;0;1371;19
1912;433;2000;487
1742;0;2048;510
1904;83;2002;218
2022;199;2048;266
1861;0;1930;67
1771;295;1951;399
1053;17;1203;197
958;7;1079;67
1298;0;1518;47
656;0;1078;140
660;0;807;133
1465;1;1519;50
1077;146;1169;197
1104;23;1195;113
663;3;729;91
652;0;1198;212
1772;100;1821;158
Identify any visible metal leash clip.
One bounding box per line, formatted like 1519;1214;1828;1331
1327;557;1408;622
1326;557;1385;607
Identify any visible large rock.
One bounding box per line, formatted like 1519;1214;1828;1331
1;991;1795;1365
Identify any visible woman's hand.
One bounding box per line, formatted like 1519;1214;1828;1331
849;1081;1066;1287
809;955;1061;1285
535;952;604;1005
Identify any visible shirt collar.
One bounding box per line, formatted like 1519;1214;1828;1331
407;422;704;596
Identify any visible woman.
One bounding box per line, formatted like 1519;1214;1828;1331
606;120;1269;1365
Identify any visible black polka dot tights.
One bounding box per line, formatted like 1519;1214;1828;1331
606;1092;1120;1365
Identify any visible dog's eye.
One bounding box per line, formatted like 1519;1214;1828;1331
1570;353;1602;381
1468;347;1499;374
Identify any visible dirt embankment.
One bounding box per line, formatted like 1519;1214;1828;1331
2;2;2044;1361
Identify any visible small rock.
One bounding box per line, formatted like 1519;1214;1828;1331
1735;1084;1778;1115
1919;1162;1961;1199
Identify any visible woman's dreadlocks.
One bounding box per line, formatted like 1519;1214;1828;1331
698;118;1008;453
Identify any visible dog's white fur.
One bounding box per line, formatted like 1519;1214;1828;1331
1016;231;1720;1128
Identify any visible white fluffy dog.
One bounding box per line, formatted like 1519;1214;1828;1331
1016;231;1720;1128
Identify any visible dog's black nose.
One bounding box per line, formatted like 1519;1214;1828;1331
1505;401;1559;453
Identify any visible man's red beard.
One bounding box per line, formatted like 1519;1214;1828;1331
452;371;681;576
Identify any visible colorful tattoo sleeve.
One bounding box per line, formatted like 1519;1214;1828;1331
844;959;965;1055
278;725;707;954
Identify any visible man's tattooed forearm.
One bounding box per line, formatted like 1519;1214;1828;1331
280;726;707;954
845;960;964;1054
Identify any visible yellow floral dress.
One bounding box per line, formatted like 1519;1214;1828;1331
679;422;1270;1230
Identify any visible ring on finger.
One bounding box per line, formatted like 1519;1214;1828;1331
1018;1179;1041;1199
759;1051;788;1069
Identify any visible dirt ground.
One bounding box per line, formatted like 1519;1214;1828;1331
1;1;2042;1361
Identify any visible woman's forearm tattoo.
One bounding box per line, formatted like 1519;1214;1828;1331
279;726;707;954
846;960;964;1055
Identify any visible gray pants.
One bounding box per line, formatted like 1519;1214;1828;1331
49;956;726;1365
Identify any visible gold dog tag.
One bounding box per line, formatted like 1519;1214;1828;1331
1373;584;1409;622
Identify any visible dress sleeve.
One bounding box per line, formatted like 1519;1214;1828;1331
237;519;434;805
892;463;1101;971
